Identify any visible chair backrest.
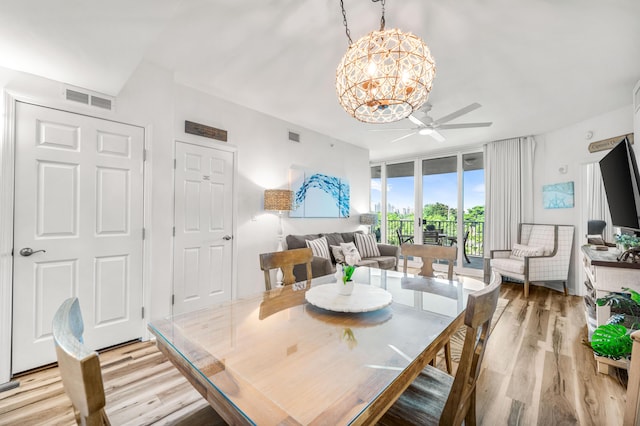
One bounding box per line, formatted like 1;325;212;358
401;243;457;279
423;230;441;245
440;272;502;425
587;219;607;244
396;228;413;244
625;330;640;426
52;298;110;426
259;247;313;290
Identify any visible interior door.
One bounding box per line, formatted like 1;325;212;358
12;102;145;374
173;141;233;314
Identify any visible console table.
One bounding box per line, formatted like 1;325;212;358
582;245;640;374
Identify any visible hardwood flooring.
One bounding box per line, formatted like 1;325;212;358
0;282;628;425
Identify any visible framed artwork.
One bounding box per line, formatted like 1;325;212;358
289;168;350;218
543;181;574;209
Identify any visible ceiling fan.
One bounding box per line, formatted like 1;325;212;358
373;102;493;143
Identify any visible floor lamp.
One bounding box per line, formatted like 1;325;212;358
264;189;293;284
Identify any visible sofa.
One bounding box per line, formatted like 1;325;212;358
285;231;400;281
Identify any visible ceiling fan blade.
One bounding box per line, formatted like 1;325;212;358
408;115;427;127
429;130;446;142
437;122;493;129
433;103;481;125
391;132;418;143
368;128;415;132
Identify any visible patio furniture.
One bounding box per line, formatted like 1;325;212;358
448;230;471;263
397;228;415;245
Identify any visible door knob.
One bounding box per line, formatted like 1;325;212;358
19;248;46;257
223;235;232;241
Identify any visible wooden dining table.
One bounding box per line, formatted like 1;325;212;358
148;267;486;425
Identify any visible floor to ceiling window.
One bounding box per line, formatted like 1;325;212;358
370;165;382;241
372;151;485;275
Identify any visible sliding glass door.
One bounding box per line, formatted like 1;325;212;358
372;151;485;275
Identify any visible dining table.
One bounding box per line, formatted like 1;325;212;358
148;267;486;425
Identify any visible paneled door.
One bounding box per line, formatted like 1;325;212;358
173;142;233;314
12;102;145;373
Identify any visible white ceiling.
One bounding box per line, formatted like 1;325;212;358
1;0;639;161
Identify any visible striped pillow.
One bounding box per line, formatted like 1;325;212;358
354;233;380;258
306;236;331;260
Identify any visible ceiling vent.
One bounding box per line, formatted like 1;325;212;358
288;131;301;143
64;86;115;111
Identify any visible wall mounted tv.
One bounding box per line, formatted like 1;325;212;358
599;137;640;233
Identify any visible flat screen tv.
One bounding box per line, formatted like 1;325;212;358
599;137;640;233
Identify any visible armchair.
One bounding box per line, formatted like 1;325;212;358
490;223;574;297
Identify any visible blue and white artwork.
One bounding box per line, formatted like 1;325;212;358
290;169;350;218
543;181;574;209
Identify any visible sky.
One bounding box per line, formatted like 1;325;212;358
371;169;485;213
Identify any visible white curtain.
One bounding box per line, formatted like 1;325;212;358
585;162;613;241
485;136;537;256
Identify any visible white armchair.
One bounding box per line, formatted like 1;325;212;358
490;223;574;297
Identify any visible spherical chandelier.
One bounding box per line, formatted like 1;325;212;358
336;0;436;124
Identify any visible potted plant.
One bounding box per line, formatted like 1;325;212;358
336;264;357;295
615;234;640;251
591;288;640;360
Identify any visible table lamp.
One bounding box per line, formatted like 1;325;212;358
360;213;378;234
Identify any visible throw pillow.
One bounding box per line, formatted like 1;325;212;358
330;245;345;264
354;233;380;258
510;243;544;260
306;236;331;260
340;242;362;266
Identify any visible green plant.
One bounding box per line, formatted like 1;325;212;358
342;265;356;284
615;234;640;250
591;288;640;359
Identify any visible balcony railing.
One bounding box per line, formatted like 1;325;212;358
379;219;485;258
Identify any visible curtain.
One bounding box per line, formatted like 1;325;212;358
485;136;537;256
585;162;613;241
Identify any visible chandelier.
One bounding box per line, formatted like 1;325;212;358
336;0;436;123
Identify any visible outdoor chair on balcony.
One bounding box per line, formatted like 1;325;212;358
490;223;574;297
396;228;414;245
448;230;471;263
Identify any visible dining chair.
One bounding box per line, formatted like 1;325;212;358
259;247;313;290
379;272;502;426
625;330;640;426
53;297;224;426
401;243;458;373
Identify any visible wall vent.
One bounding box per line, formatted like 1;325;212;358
288;131;301;143
90;95;112;110
65;89;89;104
64;86;115;111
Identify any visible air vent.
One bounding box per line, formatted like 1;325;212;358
64;86;115;111
65;89;89;104
90;95;112;110
288;131;300;143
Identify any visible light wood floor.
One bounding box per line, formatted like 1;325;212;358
0;282;628;425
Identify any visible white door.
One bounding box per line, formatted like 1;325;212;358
12;102;145;373
173;141;233;314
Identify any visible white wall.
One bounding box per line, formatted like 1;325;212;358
531;105;634;294
173;84;370;297
0;61;370;383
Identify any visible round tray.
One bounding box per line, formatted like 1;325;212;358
305;283;392;313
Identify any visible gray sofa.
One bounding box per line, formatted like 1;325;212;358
285;231;400;281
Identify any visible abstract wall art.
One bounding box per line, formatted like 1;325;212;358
543;181;575;209
289;168;350;218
